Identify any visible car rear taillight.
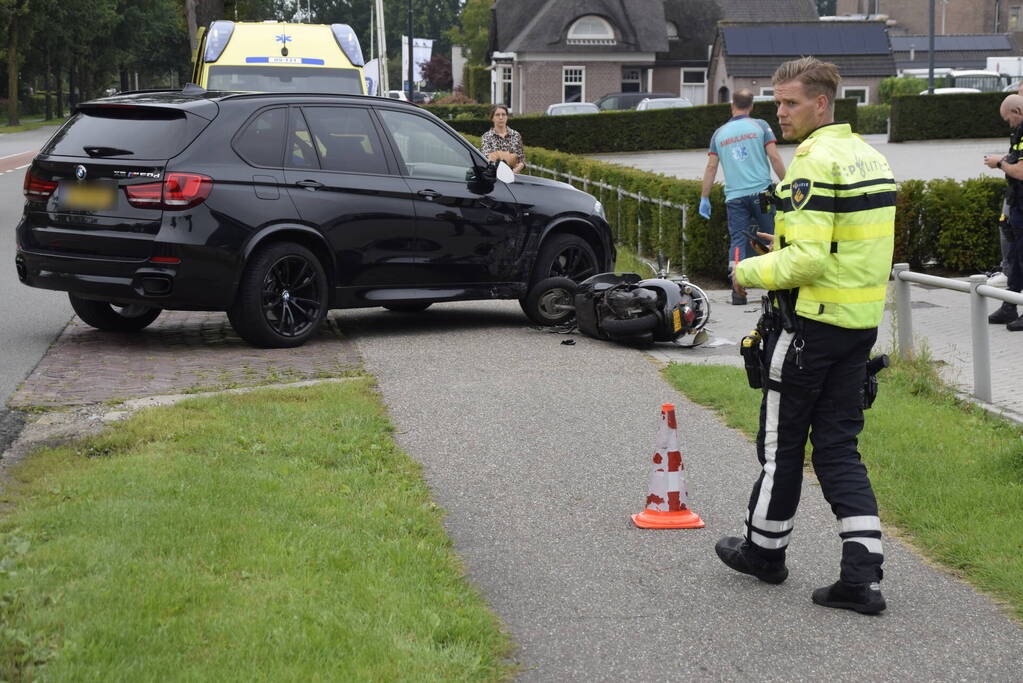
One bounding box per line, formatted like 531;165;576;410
124;173;213;210
23;169;58;200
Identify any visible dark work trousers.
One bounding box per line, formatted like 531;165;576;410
744;316;884;584
1005;206;1023;294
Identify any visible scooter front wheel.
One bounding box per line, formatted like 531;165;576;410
521;276;578;326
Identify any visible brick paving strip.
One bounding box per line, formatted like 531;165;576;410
9;311;362;408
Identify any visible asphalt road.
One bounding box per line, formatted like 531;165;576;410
0;126;72;450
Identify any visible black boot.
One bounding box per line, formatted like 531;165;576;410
989;303;1018;324
1007;315;1023;331
811;580;886;615
714;536;788;584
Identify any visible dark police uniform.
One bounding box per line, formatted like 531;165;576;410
1002;124;1023;296
734;122;896;586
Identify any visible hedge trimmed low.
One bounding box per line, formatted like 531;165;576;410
460;134;1004;279
451;99;859;154
890;92;1008;142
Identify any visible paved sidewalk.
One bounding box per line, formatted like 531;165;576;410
8;311;360;407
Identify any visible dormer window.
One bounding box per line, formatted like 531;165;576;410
667;22;679;40
567;15;616;45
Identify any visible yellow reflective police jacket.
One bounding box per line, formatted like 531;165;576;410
735;123;896;329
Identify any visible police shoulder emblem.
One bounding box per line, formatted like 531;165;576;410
790;178;813;210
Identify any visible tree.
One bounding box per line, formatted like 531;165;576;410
448;0;489;65
419;53;451;91
816;0;836;15
1;0;31;125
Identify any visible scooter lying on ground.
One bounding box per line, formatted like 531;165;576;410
523;272;711;347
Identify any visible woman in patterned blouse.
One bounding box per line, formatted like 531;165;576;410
479;105;525;173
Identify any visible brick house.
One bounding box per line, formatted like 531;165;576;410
488;0;671;114
707;21;896;105
834;0;1015;35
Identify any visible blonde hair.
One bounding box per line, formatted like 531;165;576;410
772;56;841;107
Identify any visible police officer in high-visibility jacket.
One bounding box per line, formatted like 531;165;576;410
715;57;896;615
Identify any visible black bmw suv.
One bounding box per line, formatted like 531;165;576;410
16;88;614;347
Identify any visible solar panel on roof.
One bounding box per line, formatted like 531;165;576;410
723;24;890;56
891;34;1012;52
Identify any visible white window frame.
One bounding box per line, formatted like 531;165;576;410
842;86;869;105
759;87;774;97
498;65;513;108
1011;6;1022;30
567;15;616;45
667;21;679;40
563;66;585;103
621;67;642;92
681;68;705;86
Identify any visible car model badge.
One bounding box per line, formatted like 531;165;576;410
74;164;87;181
790;178;812;210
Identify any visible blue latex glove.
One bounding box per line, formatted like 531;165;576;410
698;197;712;219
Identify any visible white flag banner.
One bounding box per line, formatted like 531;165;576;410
401;37;434;85
363;58;380;96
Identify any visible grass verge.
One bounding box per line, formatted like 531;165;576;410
0;379;513;680
663;354;1023;621
0;117;65;134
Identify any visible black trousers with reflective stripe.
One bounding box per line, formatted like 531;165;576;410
745;316;884;584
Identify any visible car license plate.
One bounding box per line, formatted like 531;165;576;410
61;182;116;210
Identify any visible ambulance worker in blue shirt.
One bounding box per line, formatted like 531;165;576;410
699;89;786;305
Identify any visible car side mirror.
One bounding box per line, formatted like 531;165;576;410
495;160;515;184
467;160;514;194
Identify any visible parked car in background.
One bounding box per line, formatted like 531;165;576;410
635;97;693;111
593;91;675;111
919;87;981;95
385;89;409;101
16;89;614;348
545;102;600;116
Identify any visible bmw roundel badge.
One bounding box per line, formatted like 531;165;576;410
74;164;87;181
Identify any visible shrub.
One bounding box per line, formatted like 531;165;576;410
890;92;1007;142
878;76;927;104
855;104;889;135
463;65;490;104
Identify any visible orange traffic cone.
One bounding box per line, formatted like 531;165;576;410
631;403;704;529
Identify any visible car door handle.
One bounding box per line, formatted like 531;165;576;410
417;189;442;201
296;179;324;190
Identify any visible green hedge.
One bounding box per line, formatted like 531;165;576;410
423;104;493;120
463;65;490;104
460;134;1004;278
451;99;859;154
890;92;1007;142
856;104;889;135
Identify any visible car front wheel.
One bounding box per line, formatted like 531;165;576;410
228;241;328;348
531;233;599;285
69;294;161;332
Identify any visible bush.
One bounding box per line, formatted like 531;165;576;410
878;76;927;104
449;99;858;154
463;65;490;104
890;92;1007;142
855;104;889;135
455;134;1003;278
424;103;491;120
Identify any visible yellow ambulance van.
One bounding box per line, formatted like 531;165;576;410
191;21;366;95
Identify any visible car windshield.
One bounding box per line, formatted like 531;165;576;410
207;66;363;94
